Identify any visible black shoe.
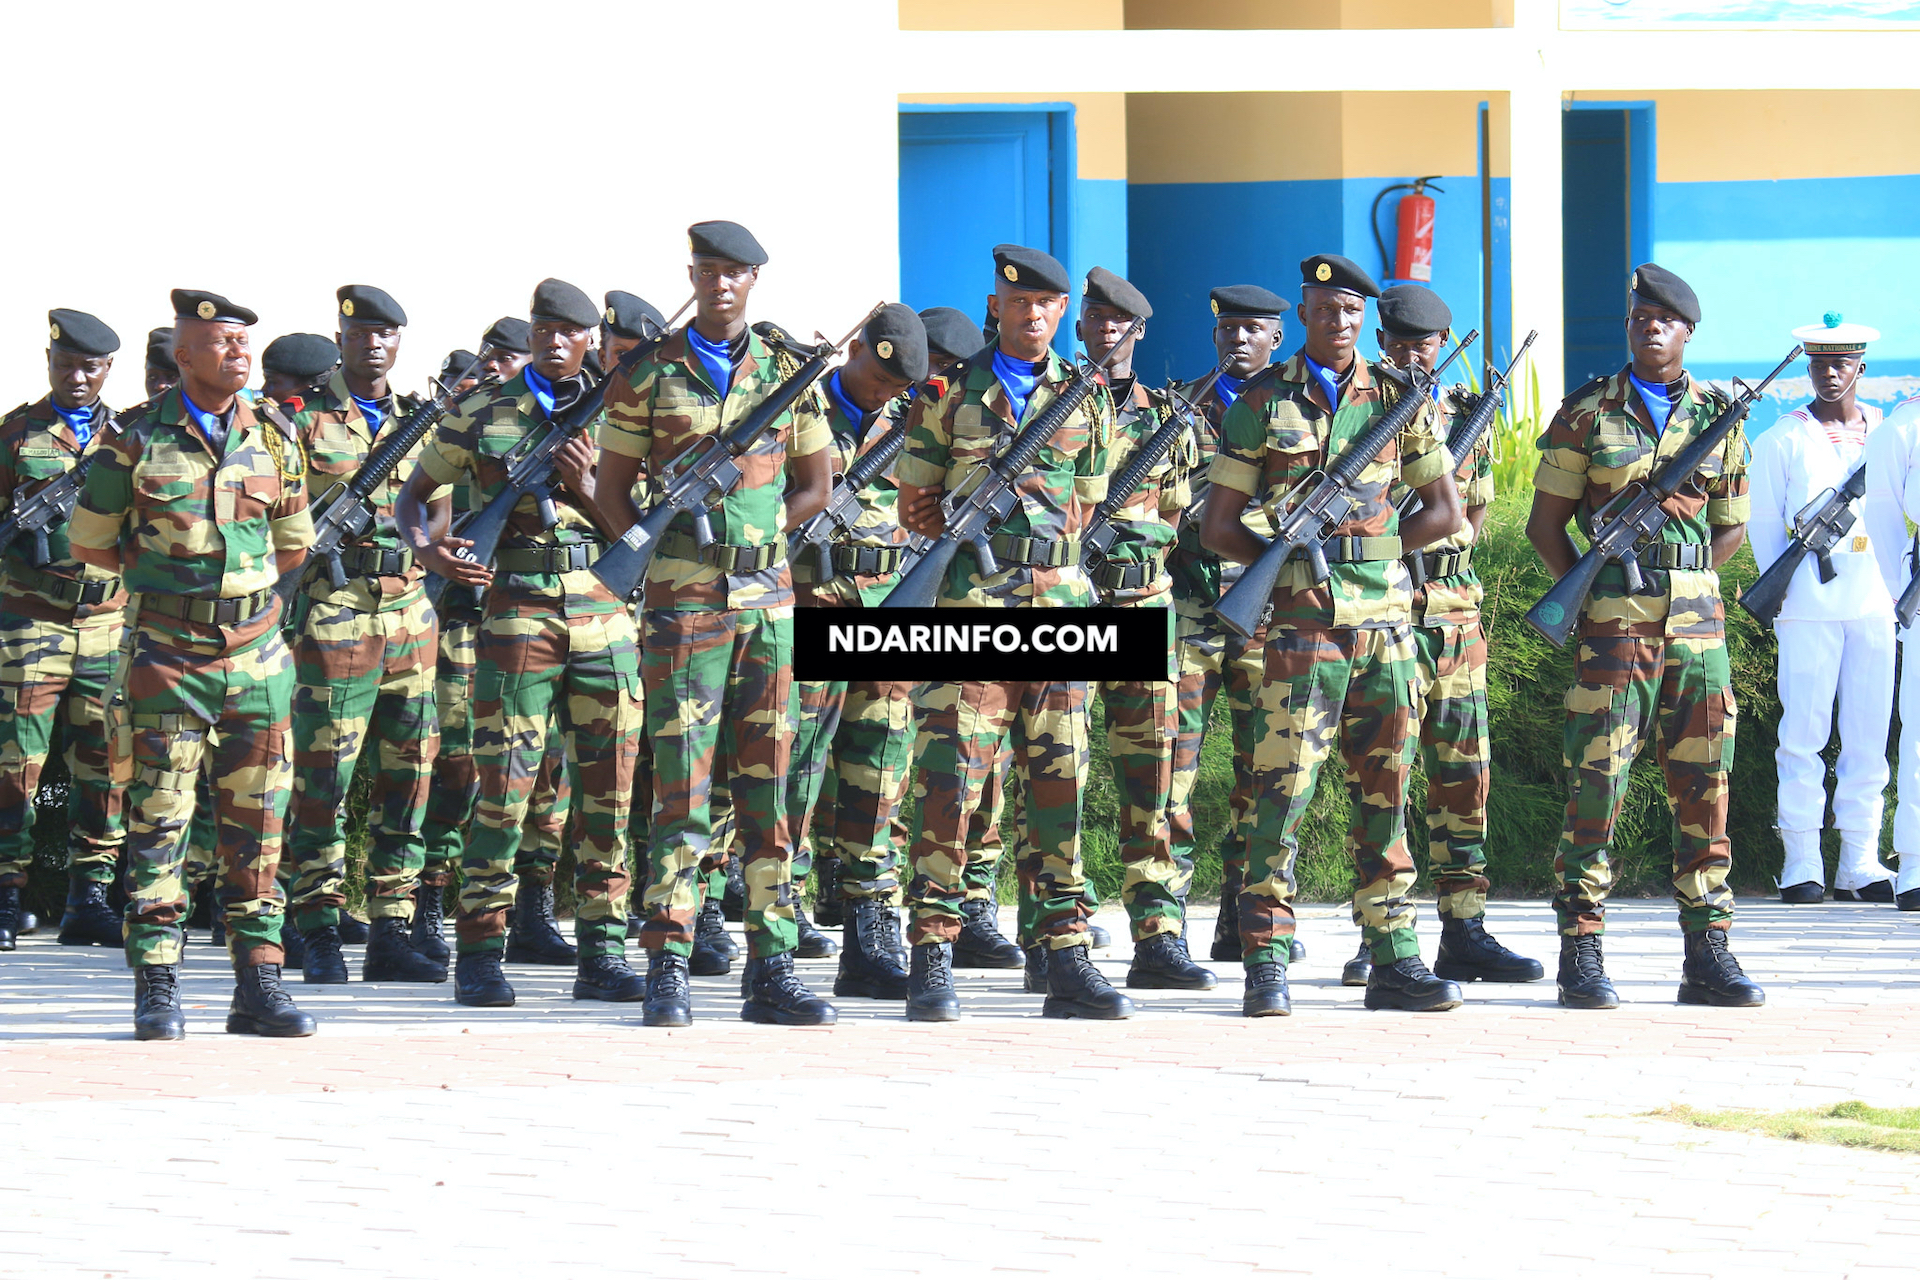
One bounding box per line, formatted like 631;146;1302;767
953;898;1023;968
721;859;746;923
505;882;576;964
906;943;961;1022
226;963;317;1037
574;953;646;1002
1341;941;1372;987
813;860;844;928
1678;929;1766;1007
1289;937;1306;963
1556;935;1619;1010
15;907;35;936
1242;961;1292;1017
1087;923;1113;950
1899;888;1920;912
1364;954;1463;1012
1127;932;1217;990
133;965;186;1041
742;951;837;1025
301;925;349;984
453;952;516;1007
0;885;19;951
642;950;693;1027
1434;916;1545;983
690;900;735;976
873;901;908;968
1022;943;1049;994
338;914;370;944
626;915;643;939
1044;943;1134;1020
410;884;450;964
1779;881;1824;904
794;901;838;959
1835;881;1895;904
57;876;122;947
834;899;910;1000
1210;868;1242;963
362;917;447;983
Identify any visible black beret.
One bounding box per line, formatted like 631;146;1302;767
688;220;768;266
441;349;479;381
481;317;531;354
864;303;930;384
529;278;598;329
145;327;177;373
1630;263;1700;325
261;333;340;379
171;289;257;326
918;307;982;360
1209;285;1289;319
1377;284;1452;338
47;309;119;357
1082;266;1151;319
603;290;668;340
992;243;1069;295
337;284;407;328
1300;254;1380;299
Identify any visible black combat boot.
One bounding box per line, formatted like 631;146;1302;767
1289;937;1307;963
1899;888;1920;912
362;917;447;983
301;924;349;984
1835;881;1895;903
505;882;576;964
453;952;516;1007
905;942;961;1022
1242;961;1292;1017
813;859;844;928
1086;923;1112;949
1022;943;1049;994
338;914;370;944
953;898;1023;968
1044;943;1134;1020
721;858;746;923
1210;868;1242;962
410;882;450;964
1341;940;1372;987
574;952;646;1002
0;884;19;951
690;899;736;975
1364;954;1463;1012
1556;934;1619;1010
834;899;909;1000
742;951;837;1025
1779;881;1824;904
794;899;838;959
1434;916;1546;983
873;900;908;968
57;875;122;947
227;963;317;1037
642;949;693;1027
1127;932;1218;990
1678;929;1766;1007
133;965;187;1041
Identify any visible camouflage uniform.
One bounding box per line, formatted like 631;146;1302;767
417;371;642;959
418;585;479;891
893;349;1111;949
1212;352;1444;965
601;325;828;959
70;389;314;966
0;399;127;893
1533;368;1745;936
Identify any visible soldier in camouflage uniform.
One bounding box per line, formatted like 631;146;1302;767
1201;255;1465;1017
1527;263;1764;1009
260;333;339;407
893;242;1131;1022
597;220;836;1028
0;310;127;950
400;279;644;1009
71;288;318;1040
144;327;179;402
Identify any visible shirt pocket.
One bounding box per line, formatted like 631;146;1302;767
1587;423;1653;486
13;442;68;483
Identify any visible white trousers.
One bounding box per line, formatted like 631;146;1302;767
1897;632;1920;892
1775;616;1894;836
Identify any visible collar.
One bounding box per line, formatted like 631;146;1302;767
523;362;556;415
48;398;96;446
824;369;871;432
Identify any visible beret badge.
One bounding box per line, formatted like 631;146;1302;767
197;301;216;320
1315;263;1332;283
1003;264;1018;282
876;340;894;360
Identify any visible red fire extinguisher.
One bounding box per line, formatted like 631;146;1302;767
1371;176;1444;284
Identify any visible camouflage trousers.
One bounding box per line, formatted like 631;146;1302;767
455;608;642;958
0;608;123;887
1170;604;1267;884
818;679;916;902
285;589;438;929
909;680;1091;950
1554;631;1736;936
1241;626;1420;966
637;607;798;959
1409;619;1491;922
787;678;846;887
122;625;295;968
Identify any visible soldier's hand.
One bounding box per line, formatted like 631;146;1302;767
900;487;947;537
419;535;493;587
555;436;596;496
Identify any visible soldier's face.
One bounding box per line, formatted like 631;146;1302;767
176;321;252;399
690;258;757;327
262;369;310;404
839;339;914;413
1376;329;1445;375
603;329;643;368
338;321;401;384
1213;317;1277;378
144;363;177;400
1809;352;1864;403
1076;302;1141;367
530;320;590;381
47;349;111;410
480;344;530;380
993;284;1067;361
927;352;959;381
1625;300;1692;367
1298;287;1367;368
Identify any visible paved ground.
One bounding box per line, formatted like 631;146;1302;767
3;897;1918;1279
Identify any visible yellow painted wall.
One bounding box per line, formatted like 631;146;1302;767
900;92;1128;180
1127;92;1483;184
898;0;1121;29
1569;90;1920;181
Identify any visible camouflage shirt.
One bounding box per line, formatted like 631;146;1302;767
1211;350;1444;632
0;396;128;624
600;323;829;614
1092;377;1186;608
798;386;913;609
1534;366;1746;638
1167;375;1274;616
291;372;428;611
71;387;313;655
894;346;1112;608
1410;385;1494;629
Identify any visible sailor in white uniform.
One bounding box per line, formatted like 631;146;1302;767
1866;330;1920;911
1751;314;1894;903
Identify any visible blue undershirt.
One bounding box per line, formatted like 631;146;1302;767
179;388;232;455
523;363;556;417
1628;372;1678;429
825;369;867;429
1213;373;1245;413
50;401;94;448
352;394;387;438
1302;353;1349;411
685;325;735;399
990;347;1045;423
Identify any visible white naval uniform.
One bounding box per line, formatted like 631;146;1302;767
1866;394;1920;895
1750;404;1894;891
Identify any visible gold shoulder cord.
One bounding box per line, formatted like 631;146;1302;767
257;402;309;483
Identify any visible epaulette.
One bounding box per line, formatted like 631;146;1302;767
0;400;34;427
1567;372;1610;404
254;398;309;482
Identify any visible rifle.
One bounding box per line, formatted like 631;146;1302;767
1213;329;1476;639
0;447;100;569
591;305;880;601
1737;460;1867;628
787;402;910;583
1899;535;1920;629
1079;357;1232;572
1401;329;1537;592
880;316;1144;610
1524;344;1803;648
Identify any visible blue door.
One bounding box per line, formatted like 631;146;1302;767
899;109;1052;326
1562;109;1632;391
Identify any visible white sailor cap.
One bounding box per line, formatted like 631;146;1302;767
1792;311;1879;355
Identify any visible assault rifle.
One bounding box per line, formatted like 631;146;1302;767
1737;460;1866;627
591;305;880;601
1900;537;1920;629
1079;357;1231;571
787;403;910;583
880;316;1144;610
1213;329;1476;638
1524;345;1802;648
0;444;101;568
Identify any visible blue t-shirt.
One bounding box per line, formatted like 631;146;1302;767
1303;353;1350;411
1628;373;1676;429
825;369;867;430
352;394;387;437
179;388;232;454
1213;373;1245;414
523;363;556;417
990;347;1045;423
50;401;94;448
685;325;734;398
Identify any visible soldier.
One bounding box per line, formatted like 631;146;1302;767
281;285;446;985
1526;263;1764;1009
477;318;532;383
70;288;318;1040
1200;254;1465;1017
400;279;645;1008
259;334;339;408
144;328;180;402
1866;381;1920;911
602;291;666;366
893;242;1129;1022
0;310;128;951
440;350;482;398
